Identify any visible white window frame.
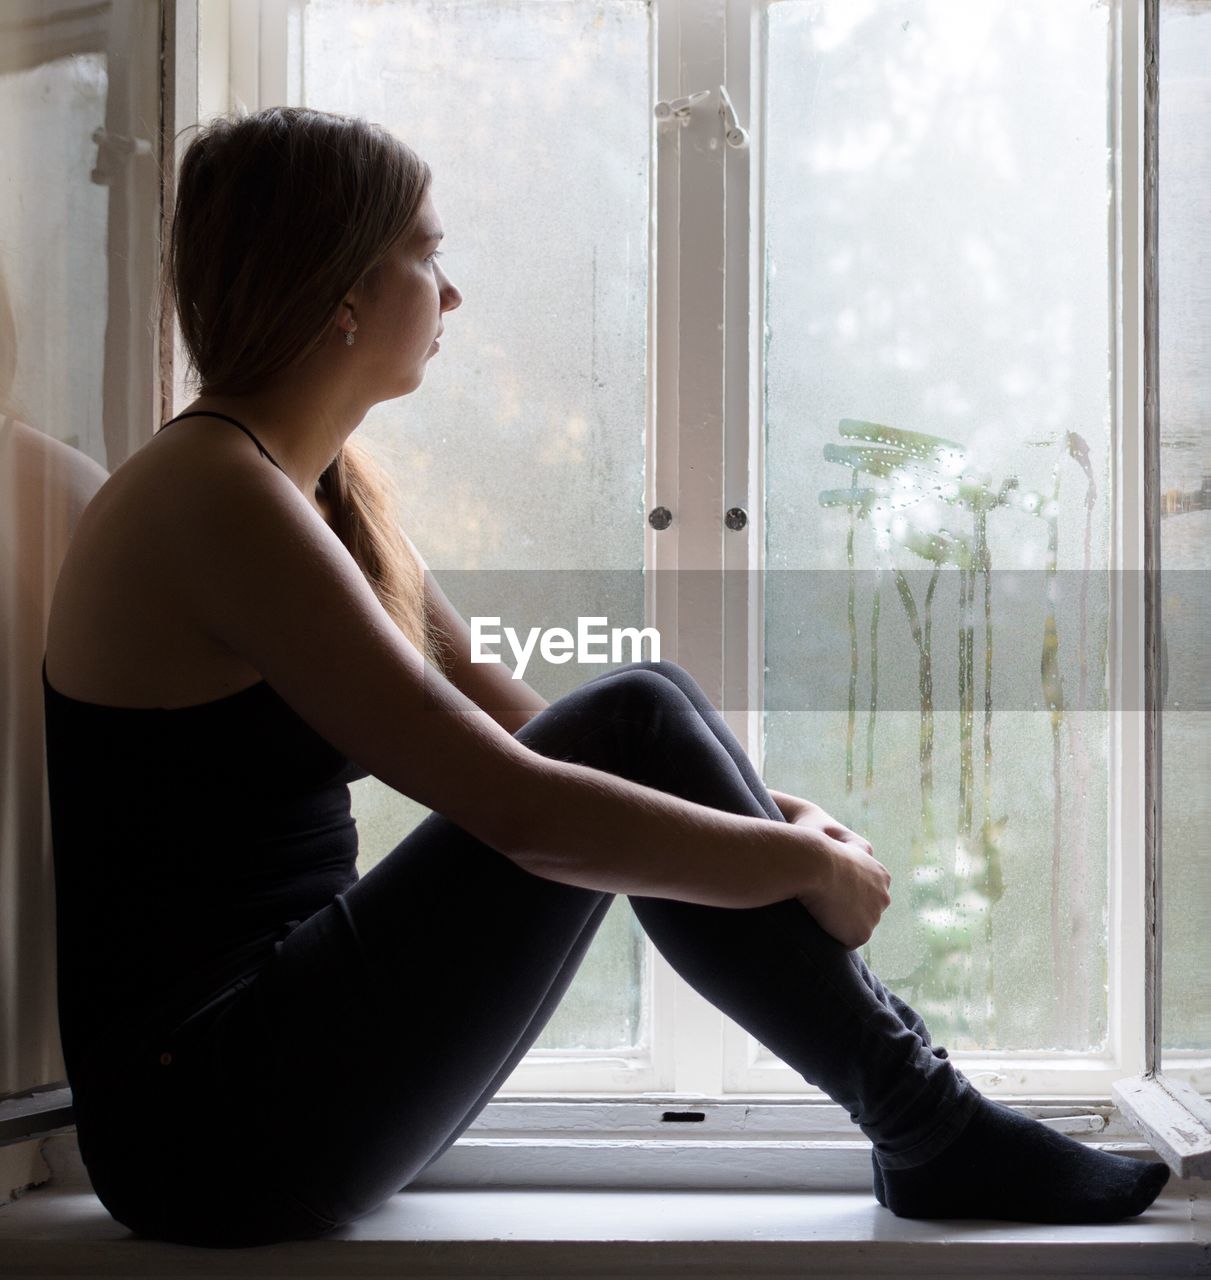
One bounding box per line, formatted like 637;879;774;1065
156;0;1210;1186
1109;0;1211;1182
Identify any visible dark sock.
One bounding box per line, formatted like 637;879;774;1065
872;1147;886;1206
879;1094;1171;1223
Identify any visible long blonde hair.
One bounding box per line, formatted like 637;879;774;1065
158;105;453;677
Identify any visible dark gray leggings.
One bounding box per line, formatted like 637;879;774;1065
80;659;981;1248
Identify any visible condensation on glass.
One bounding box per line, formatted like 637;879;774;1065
1;1;160;1097
300;0;652;1054
762;0;1113;1055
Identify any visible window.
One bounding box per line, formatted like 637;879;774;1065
0;0;162;1130
7;0;1180;1184
1134;0;1211;1178
762;0;1118;1091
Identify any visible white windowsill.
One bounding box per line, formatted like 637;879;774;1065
1;1134;1207;1278
2;1181;1207;1278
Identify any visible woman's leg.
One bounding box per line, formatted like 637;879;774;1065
407;658;949;1189
588;660;948;1057
440;659;1167;1225
124;661;1165;1244
597;663;1167;1225
564;660;943;1210
578;659;947;1208
241;665;979;1223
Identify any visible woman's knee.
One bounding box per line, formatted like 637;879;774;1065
595;660;715;728
515;664;690;763
584;658;701;698
580;663;690;716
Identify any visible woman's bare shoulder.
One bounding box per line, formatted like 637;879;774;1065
145;447;539;850
44;423;278;706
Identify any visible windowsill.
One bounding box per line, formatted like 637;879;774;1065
1;1137;1207;1277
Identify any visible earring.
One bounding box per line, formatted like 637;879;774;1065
344;328;356;346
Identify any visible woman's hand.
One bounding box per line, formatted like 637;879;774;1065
786;801;892;950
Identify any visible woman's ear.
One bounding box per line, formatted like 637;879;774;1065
334;296;357;332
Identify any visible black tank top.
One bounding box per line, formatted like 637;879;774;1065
42;410;369;1086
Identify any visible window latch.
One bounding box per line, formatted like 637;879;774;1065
654;85;750;150
90;127;153;186
653;88;712;125
716;84;750;150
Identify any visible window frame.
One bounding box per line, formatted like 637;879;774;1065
36;0;1189;1186
1109;0;1211;1181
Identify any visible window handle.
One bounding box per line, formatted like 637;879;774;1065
654;88;712;124
654;85;750;150
717;84;750;150
90;126;153;186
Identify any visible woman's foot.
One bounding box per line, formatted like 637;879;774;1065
878;1095;1171;1223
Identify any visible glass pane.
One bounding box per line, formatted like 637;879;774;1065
1159;0;1211;1063
2;1;160;1089
0;56;109;454
763;0;1112;1056
300;0;651;1052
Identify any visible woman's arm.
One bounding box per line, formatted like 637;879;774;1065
767;788;809;823
504;756;833;909
769;789;876;860
161;456;827;909
398;525;549;733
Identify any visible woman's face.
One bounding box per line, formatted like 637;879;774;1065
352;189;462;391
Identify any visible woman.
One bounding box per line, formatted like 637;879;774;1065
41;106;1169;1248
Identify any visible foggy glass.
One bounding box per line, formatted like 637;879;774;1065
762;0;1113;1057
300;0;651;1054
2;0;161;1097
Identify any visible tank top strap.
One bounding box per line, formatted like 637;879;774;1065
157;410;286;475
